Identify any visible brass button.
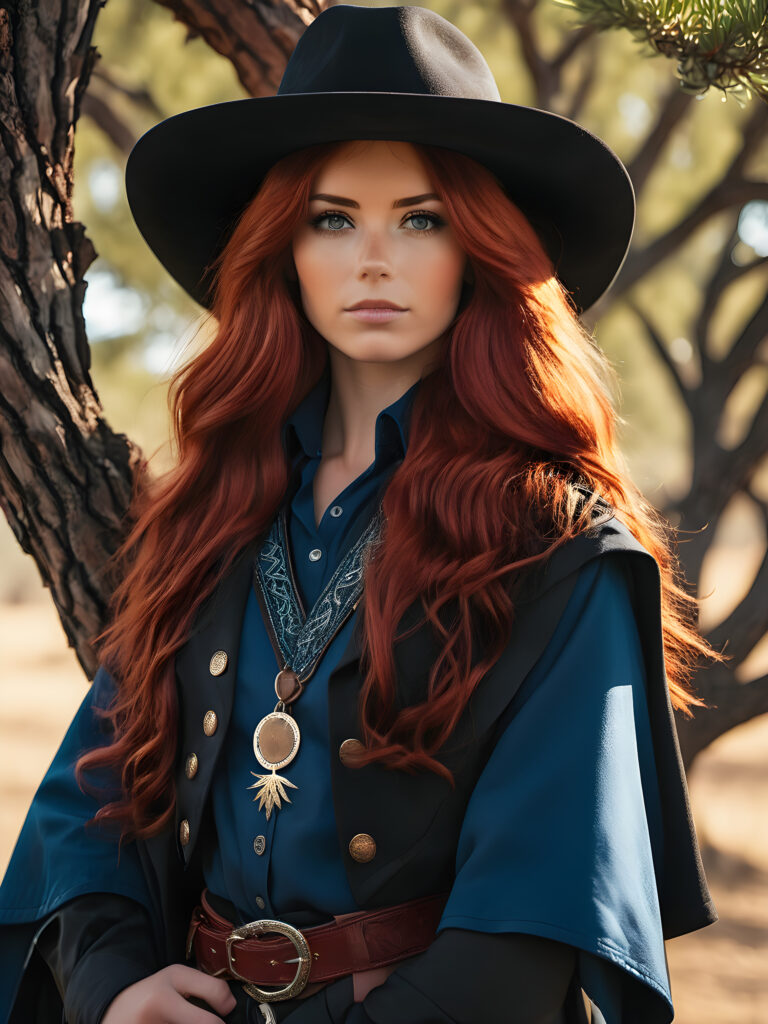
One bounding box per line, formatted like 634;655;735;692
209;650;228;676
179;819;190;846
253;835;266;856
348;833;376;863
339;738;364;767
255;895;266;910
203;710;218;736
185;753;198;779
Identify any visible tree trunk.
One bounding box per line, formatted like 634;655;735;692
0;2;140;677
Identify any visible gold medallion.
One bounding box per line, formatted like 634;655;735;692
247;709;300;820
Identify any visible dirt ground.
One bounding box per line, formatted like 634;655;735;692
0;595;766;1022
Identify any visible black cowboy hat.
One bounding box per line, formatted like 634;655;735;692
125;3;634;314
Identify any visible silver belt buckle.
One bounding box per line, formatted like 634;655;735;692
226;917;312;1003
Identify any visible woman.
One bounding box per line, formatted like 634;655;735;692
0;5;718;1023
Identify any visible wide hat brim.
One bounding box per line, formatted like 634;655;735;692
125;91;635;314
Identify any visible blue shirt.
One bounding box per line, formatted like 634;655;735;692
203;361;419;926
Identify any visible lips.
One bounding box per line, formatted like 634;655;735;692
345;305;408;324
345;300;406;310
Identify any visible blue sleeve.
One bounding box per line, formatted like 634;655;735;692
434;555;673;1023
0;664;157;1020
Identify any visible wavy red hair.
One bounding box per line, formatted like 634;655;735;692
77;140;719;838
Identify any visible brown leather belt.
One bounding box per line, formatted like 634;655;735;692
188;888;449;1003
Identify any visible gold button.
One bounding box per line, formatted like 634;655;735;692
209;650;228;676
339;738;364;767
203;710;218;736
348;833;376;863
179;819;190;846
185;753;198;779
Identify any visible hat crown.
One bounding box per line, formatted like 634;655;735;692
277;4;501;101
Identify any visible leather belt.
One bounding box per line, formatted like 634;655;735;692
188;888;449;1003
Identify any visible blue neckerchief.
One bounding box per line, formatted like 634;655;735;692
254;503;384;679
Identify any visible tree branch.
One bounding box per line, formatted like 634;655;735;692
677;384;768;585
614;178;768;298
626;84;693;196
501;0;558;108
693;220;768;359
707;492;768;665
729;387;768;494
726;102;768;180
153;0;321;97
90;65;165;118
80;90;136;155
715;291;768;404
563;39;599;121
626;299;692;412
610;103;768;299
678;670;768;768
551;23;596;70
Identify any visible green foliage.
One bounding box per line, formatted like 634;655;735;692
553;0;768;101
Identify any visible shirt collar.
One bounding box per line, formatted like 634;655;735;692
282;361;421;465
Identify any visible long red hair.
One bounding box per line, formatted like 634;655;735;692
77;141;718;838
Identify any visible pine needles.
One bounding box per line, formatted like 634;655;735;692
553;0;768;101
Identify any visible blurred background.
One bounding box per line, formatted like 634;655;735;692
1;0;766;1020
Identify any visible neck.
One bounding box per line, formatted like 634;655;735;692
321;342;439;467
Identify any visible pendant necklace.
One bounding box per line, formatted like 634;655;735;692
247;503;384;820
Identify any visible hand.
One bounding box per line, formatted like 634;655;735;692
102;964;238;1023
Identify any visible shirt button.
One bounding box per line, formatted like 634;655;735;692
348;833;376;863
209;650;228;676
309;548;323;562
253;835;266;856
339;738;364;767
255;895;266;910
330;505;343;518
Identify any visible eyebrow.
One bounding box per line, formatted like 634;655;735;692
308;192;441;209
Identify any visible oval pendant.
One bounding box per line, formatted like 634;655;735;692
253;711;300;771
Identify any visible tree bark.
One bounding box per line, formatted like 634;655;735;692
0;2;140;677
153;0;325;97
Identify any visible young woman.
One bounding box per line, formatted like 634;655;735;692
0;6;718;1023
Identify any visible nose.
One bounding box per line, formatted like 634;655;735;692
356;229;392;280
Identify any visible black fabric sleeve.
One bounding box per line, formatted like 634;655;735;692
35;891;162;1024
276;928;579;1024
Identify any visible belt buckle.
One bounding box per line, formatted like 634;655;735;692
226;918;312;1002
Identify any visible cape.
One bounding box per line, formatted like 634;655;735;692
0;513;717;1022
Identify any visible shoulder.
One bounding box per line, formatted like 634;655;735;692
518;493;658;608
504;529;652;724
553;550;642;654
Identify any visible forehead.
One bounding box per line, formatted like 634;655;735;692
311;140;434;194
